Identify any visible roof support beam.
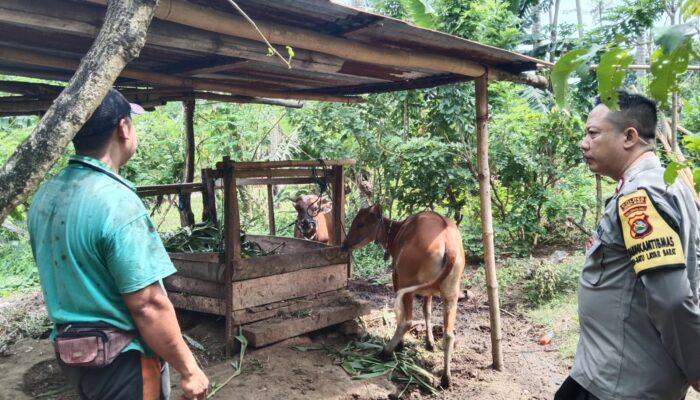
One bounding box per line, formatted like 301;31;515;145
86;0;547;88
0;47;361;103
0;0;351;78
0;90;303;115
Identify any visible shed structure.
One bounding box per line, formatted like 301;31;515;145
0;0;549;370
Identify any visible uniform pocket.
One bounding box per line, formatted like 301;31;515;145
581;240;606;286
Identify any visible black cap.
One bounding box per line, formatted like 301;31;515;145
75;88;144;138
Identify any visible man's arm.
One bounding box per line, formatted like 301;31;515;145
123;282;208;400
642;269;700;381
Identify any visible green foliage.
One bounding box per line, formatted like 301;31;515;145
350;244;388;278
0;238;39;295
399;0;435;27
649;37;691;104
597;48;634;111
552;48;592;108
437;0;522;49
523;259;580;306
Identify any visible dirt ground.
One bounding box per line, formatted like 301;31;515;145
0;271;571;400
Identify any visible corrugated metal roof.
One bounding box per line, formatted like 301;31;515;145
0;0;547;109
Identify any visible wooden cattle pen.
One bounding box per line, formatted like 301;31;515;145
0;0;552;370
136;157;365;351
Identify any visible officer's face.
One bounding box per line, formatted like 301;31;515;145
581;104;627;179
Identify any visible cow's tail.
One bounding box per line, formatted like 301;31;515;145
393;238;457;324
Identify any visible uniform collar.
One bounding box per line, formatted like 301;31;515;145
68;155;136;192
616;155;661;194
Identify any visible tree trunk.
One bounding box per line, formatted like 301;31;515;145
575;0;584;38
180;99;196;227
0;0;158;223
550;0;561;62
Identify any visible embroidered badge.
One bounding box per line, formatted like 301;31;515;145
618;189;685;275
628;214;652;239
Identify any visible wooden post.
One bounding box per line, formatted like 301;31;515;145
331;166;349;276
222;156;242;356
179;100;196;227
267;184;276;235
201;168;218;226
475;74;504;371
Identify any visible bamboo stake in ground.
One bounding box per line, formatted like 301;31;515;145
475;74;504;371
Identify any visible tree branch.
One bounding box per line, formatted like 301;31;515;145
0;0;158;222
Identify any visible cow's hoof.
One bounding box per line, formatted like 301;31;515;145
425;340;435;351
395;340;405;352
440;374;451;388
380;348;394;359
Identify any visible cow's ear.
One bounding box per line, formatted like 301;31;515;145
370;204;383;218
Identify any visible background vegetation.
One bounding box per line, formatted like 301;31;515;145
0;0;698;362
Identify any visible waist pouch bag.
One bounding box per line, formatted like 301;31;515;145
54;323;137;368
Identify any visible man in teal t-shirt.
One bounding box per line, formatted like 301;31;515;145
28;88;208;400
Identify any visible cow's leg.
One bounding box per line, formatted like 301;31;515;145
440;296;458;388
423;295;435;351
383;294;413;355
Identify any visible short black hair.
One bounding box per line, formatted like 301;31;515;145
72;88;142;152
595;90;657;141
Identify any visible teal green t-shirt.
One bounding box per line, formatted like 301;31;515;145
28;155;176;354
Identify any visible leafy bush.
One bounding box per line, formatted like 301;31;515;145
523;258;581;306
0;238;39;295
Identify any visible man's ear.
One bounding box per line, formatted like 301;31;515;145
622;127;640;149
116;118;132;141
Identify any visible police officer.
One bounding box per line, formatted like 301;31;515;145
555;91;700;400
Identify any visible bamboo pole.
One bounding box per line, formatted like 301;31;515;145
475;74;503;371
0;47;361;103
85;0;547;88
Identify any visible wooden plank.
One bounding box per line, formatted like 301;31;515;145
216;159;356;170
241;300;370;347
234;250;349;281
136;182;203;197
236;177;327;186
168;292;224;315
171;259;225;282
169;252;223;263
164;274;224;298
232;263;348;310
222;156;238;355
267;185;276;236
244;234;327;253
233;290;344;325
331;166;344;246
234;168;334;179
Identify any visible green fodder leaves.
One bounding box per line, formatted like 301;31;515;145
326;339;439;397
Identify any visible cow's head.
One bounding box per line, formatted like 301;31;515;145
341;204;383;252
291;194;332;239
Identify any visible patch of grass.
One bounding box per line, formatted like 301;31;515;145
0;305;52;355
0;238;40;296
527;295;580;361
350;244;388;278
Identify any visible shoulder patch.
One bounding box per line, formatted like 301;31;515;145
618;189;685;274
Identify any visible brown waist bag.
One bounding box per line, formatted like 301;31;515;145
54;323;137;368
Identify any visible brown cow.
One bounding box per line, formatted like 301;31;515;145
291;194;333;244
340;205;465;387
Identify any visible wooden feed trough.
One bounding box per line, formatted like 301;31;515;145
136;157;368;352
